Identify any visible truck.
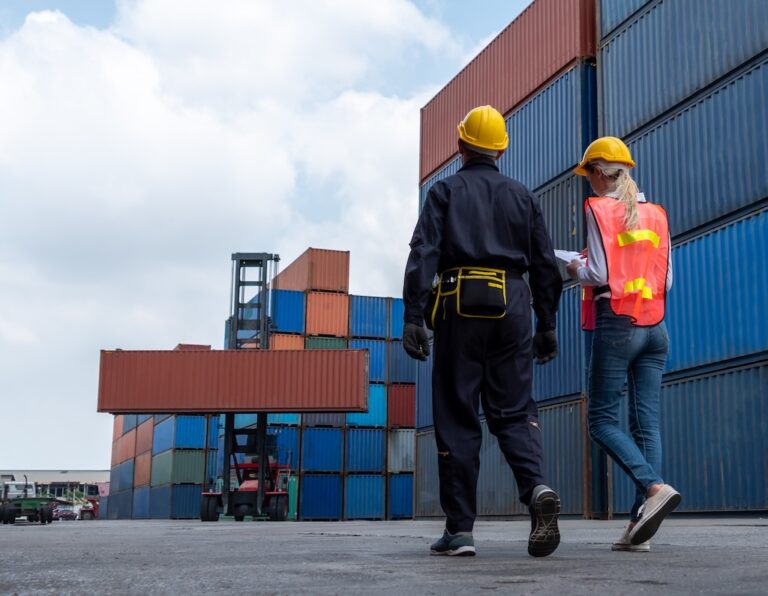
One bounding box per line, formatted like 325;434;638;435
0;479;56;525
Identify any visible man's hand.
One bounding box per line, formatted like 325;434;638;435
533;330;558;364
403;323;430;361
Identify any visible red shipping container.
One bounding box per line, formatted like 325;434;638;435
305;292;349;338
135;419;154;455
270;334;305;350
98;349;368;413
117;428;136;464
271;248;349;293
419;0;595;183
112;415;123;441
134;452;151;487
387;385;416;428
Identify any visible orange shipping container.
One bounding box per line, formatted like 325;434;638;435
419;0;595;182
270;334;305;350
135;419;154;455
134;452;151;487
305;292;349;338
117;428;136;464
271;248;349;293
110;440;119;467
112;415;123;441
98;349;368;413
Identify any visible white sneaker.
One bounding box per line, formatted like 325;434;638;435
629;484;681;545
612;525;650;552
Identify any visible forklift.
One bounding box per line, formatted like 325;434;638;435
200;253;291;522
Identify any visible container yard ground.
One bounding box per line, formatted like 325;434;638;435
1;518;766;595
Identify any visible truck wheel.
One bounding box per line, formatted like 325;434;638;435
80;511;94;521
275;495;288;521
200;496;219;522
7;509;16;524
0;505;6;524
47;508;54;524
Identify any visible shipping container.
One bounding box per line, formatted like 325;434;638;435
304;336;348;350
388;429;415;473
388;341;417;384
540;398;586;516
98;496;109;520
135;419;154;455
110;440;118;468
133;452;151;488
133;486;150;519
137;414;153;424
535;172;588;257
389;298;404;339
98;349;369;413
270;334;305;350
302;412;345;427
112;415;123;441
107;489;132;520
415;431;441;517
116;429;136;464
271;248;350;293
600;0;768;138
415;349;434;430
344;475;385;520
499;61;596;190
349;339;387;383
151;450;206;487
122;414;138;433
111;460;134;494
305;292;349;338
268;413;301;426
346;385;387;428
349;295;388;339
598;0;650;39
666;207;768;372
387;384;415;428
301;427;343;472
625;55;768;238
420;0;596;182
268;426;299;470
269;289;305;335
152;416;207;454
299;474;342;520
612;361;768;513
346;428;386;473
477;422;527;516
149;484;203;519
234;413;259;429
388;474;413;519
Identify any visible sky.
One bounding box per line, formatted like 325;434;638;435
0;0;530;469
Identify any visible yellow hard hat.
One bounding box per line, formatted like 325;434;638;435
574;136;636;176
457;105;509;152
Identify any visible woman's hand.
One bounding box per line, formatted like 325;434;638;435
566;258;582;279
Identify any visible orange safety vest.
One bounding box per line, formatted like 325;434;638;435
581;197;670;330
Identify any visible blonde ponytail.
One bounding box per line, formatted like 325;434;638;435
615;170;639;230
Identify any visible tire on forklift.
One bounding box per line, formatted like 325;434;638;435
200;495;219;522
268;495;288;522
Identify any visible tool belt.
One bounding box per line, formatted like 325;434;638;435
427;266;508;330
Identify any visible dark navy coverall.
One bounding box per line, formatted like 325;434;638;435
403;156;562;533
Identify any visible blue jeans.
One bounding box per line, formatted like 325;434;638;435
588;301;669;521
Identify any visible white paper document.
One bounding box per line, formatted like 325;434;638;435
554;249;585;265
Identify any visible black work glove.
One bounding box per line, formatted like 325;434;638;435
403;323;430;361
533;330;558;365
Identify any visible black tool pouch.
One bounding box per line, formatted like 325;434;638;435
456;268;507;319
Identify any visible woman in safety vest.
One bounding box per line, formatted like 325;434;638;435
566;137;680;552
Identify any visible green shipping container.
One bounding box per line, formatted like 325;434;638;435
304;337;347;349
151;450;206;487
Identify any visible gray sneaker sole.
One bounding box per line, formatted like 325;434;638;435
430;545;476;556
630;491;681;545
528;490;561;557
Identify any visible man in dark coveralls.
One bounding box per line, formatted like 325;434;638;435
402;105;563;557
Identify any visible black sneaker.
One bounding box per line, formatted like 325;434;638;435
430;529;476;556
528;485;561;557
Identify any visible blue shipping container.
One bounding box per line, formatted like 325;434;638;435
137;414;153;424
535;172;588;254
300;474;342;520
234;414;259;429
346;384;387;428
268;413;301;426
344;475;385;520
349;295;388;339
153;416;207;454
388;474;413;519
133;486;150;519
666;208;767;372
270;289;305;335
349;339;387;383
122;414;138;433
389;298;404;339
415;349;434;430
301;427;343;472
599;0;650;39
499;61;596;191
626;55;768;237
107;490;133;520
345;428;386;473
388;341;417;384
99;496;109;520
613;361;768;513
149;484;203;519
600;0;768;138
269;426;299;470
112;460;134;494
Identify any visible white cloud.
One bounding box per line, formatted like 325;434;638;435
0;1;466;468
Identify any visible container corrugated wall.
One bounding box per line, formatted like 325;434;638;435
389;298;404;339
349;339;386;383
151;450;205;486
133;452;151;487
477;420;527;516
149;485;203;519
271;289;305;334
268;426;299;469
388;474;413;519
388;429;414;473
415;431;441;517
133;487;150;519
346;429;386;473
415;351;434;430
270;334;305;350
111;460;134;493
135;419;153;455
536;172;588;255
388;341;417;384
300;474;342;520
600;0;768;138
598;0;650;38
107;490;132;520
122;414;138;432
344;475;385;520
626;56;768;237
301;428;342;472
303;413;345;427
540;398;585;516
271;248;350;293
613;361;768;513
666;207;768;372
304;336;347;349
305;292;349;338
349;295;388;339
419;0;595;182
346;384;387;428
387;385;415;428
268;413;301;426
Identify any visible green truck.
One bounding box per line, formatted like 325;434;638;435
0;480;56;525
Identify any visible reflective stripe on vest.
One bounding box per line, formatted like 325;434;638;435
581;197;670;330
